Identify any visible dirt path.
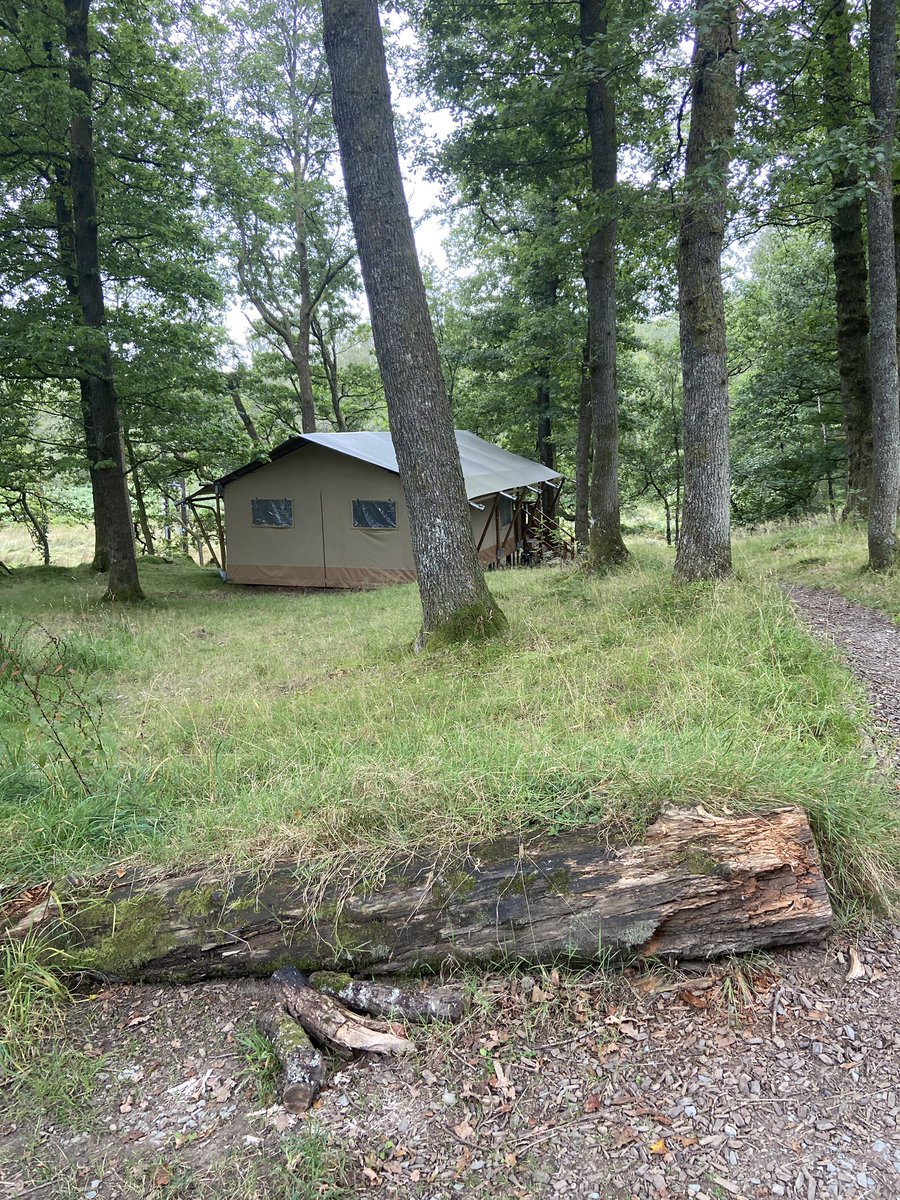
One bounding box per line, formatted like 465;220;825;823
2;934;900;1200
785;585;900;773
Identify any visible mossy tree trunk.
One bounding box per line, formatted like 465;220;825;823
64;0;143;601
580;0;628;570
823;0;874;520
20;808;832;983
322;0;504;648
865;0;900;571
673;0;737;584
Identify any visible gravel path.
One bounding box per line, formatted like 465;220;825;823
3;936;900;1200
785;585;900;773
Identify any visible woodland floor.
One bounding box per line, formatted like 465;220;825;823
3;526;900;1198
2;933;900;1200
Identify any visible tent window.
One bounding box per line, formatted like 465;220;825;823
499;494;515;528
352;499;397;529
251;498;293;527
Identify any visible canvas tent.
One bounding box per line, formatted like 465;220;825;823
188;430;569;588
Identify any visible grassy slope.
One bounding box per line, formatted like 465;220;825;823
737;520;900;622
1;538;898;910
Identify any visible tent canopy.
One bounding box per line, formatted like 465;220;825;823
196;430;561;501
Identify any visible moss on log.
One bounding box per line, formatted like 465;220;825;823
8;807;832;981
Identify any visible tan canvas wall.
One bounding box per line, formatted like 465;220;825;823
224;445;415;587
223;445;514;588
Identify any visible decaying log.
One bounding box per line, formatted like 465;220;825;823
308;972;467;1022
256;1005;326;1113
272;967;413;1055
11;807;832;980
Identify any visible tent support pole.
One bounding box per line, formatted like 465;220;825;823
477;494;500;554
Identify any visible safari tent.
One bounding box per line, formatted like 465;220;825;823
188;430;570;588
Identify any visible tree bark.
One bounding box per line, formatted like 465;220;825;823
272;968;413;1054
50;167;109;572
575;340;592;551
580;0;628;569
866;0;900;571
256;1005;326;1112
38;807;832;982
673;0;737;583
229;375;260;444
124;432;156;557
823;0;873;519
308;972;466;1022
64;0;143;601
312;317;349;431
322;0;504;647
18;492;50;566
535;268;559;522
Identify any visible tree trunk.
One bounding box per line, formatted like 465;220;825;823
673;0;737;584
229;377;260;444
64;0;143;601
580;0;628;569
124;432;156;557
18;492;50;565
272;968;413;1054
575;341;592;551
322;0;505;647
536;381;556;522
32;807;833;982
823;0;873;519
312;318;349;431
535;268;559;522
866;0;900;571
308;972;466;1021
50;167;110;573
256;1006;326;1113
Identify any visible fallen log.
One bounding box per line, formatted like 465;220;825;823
308;971;467;1022
256;1005;326;1113
272;967;414;1055
11;807;832;980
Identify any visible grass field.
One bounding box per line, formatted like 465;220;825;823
736;519;900;621
1;526;898;915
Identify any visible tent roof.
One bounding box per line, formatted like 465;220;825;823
196;430;561;501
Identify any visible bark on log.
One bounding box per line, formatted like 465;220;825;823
256;1005;326;1113
11;807;832;981
272;967;413;1055
308;972;467;1022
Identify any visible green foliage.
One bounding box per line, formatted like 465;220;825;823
237;1023;281;1107
728;231;845;524
0;553;896;912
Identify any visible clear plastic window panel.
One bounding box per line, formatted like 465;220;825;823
352;499;397;529
251;498;293;527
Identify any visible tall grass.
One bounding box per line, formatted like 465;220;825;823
736;519;900;622
0;544;897;911
0;930;72;1077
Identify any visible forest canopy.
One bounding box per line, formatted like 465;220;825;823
0;0;897;588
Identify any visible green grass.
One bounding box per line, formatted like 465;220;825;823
0;536;898;914
0;522;95;568
0;930;74;1078
9;1124;354;1199
737;519;900;623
